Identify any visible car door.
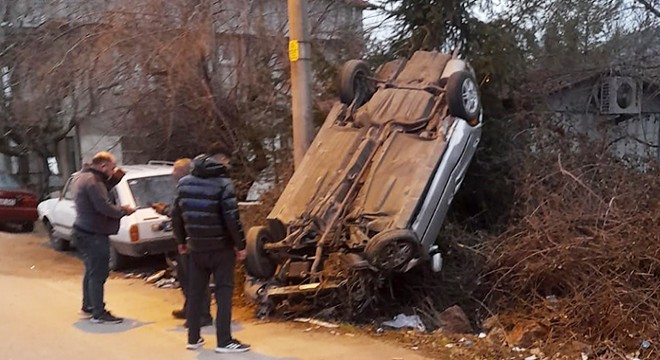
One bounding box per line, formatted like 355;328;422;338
50;177;77;240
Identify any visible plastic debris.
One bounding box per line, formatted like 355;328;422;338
382;314;426;332
524;356;538;360
641;339;651;349
293;318;339;329
478;332;487;338
146;269;167;283
581;353;589;360
154;277;176;288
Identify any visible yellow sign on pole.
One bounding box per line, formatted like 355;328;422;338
289;40;300;62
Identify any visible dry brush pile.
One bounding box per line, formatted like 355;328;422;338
477;127;660;354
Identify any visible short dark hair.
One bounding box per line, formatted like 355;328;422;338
207;143;233;158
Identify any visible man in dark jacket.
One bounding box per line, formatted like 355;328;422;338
72;152;135;324
171;146;250;353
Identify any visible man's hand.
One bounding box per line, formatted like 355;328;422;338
121;205;136;216
177;244;188;255
151;202;169;215
235;248;247;261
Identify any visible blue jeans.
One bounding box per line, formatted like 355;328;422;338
73;229;109;318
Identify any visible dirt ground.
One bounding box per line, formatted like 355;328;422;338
0;223;437;360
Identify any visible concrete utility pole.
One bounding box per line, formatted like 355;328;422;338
287;0;313;169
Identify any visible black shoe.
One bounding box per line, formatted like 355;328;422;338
80;307;93;318
90;311;123;324
172;309;186;319
215;338;250;353
183;317;213;328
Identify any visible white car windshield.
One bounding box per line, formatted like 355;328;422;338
127;175;175;209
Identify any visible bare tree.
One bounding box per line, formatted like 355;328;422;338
1;0;365;196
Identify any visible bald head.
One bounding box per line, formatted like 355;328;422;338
90;152;117;177
172;158;192;181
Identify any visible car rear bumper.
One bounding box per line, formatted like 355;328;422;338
110;237;177;257
0;207;38;223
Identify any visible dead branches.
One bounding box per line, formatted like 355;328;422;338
480;128;660;352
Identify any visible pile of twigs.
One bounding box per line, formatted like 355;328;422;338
479;131;660;352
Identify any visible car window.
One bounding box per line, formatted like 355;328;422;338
127;175;175;209
0;173;22;190
62;177;75;200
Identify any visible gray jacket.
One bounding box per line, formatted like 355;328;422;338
72;165;125;235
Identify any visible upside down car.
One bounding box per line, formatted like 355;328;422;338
244;50;483;315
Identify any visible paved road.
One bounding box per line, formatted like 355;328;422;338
0;228;428;360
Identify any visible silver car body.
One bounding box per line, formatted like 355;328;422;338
247;50;483;303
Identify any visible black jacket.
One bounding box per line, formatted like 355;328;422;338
171;156;246;252
72;165;125;235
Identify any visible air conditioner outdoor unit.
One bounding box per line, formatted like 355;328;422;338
600;76;641;114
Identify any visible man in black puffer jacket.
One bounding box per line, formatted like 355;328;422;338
171;145;250;353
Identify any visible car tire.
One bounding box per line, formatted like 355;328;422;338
338;60;375;106
365;229;420;271
45;219;69;251
109;245;128;271
22;222;35;233
246;226;277;279
446;70;481;123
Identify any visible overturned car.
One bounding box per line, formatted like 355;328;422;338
245;50;483;316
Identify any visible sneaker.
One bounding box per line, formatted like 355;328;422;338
186;337;205;350
171;308;186;319
90;311;123;324
80;308;93;318
215;338;250;353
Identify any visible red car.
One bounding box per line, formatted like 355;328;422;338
0;172;38;232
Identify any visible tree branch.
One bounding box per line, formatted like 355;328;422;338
635;0;660;18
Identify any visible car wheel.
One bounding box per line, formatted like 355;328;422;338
109;245;128;271
447;71;481;123
246;226;277;279
338;60;375;107
45;219;69;251
21;222;35;233
365;229;419;271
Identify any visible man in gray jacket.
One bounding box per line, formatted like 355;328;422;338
72;152;135;324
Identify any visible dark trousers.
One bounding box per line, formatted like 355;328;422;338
187;249;235;346
74;229;109;318
177;253;212;321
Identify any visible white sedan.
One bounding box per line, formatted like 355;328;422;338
38;162;177;270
